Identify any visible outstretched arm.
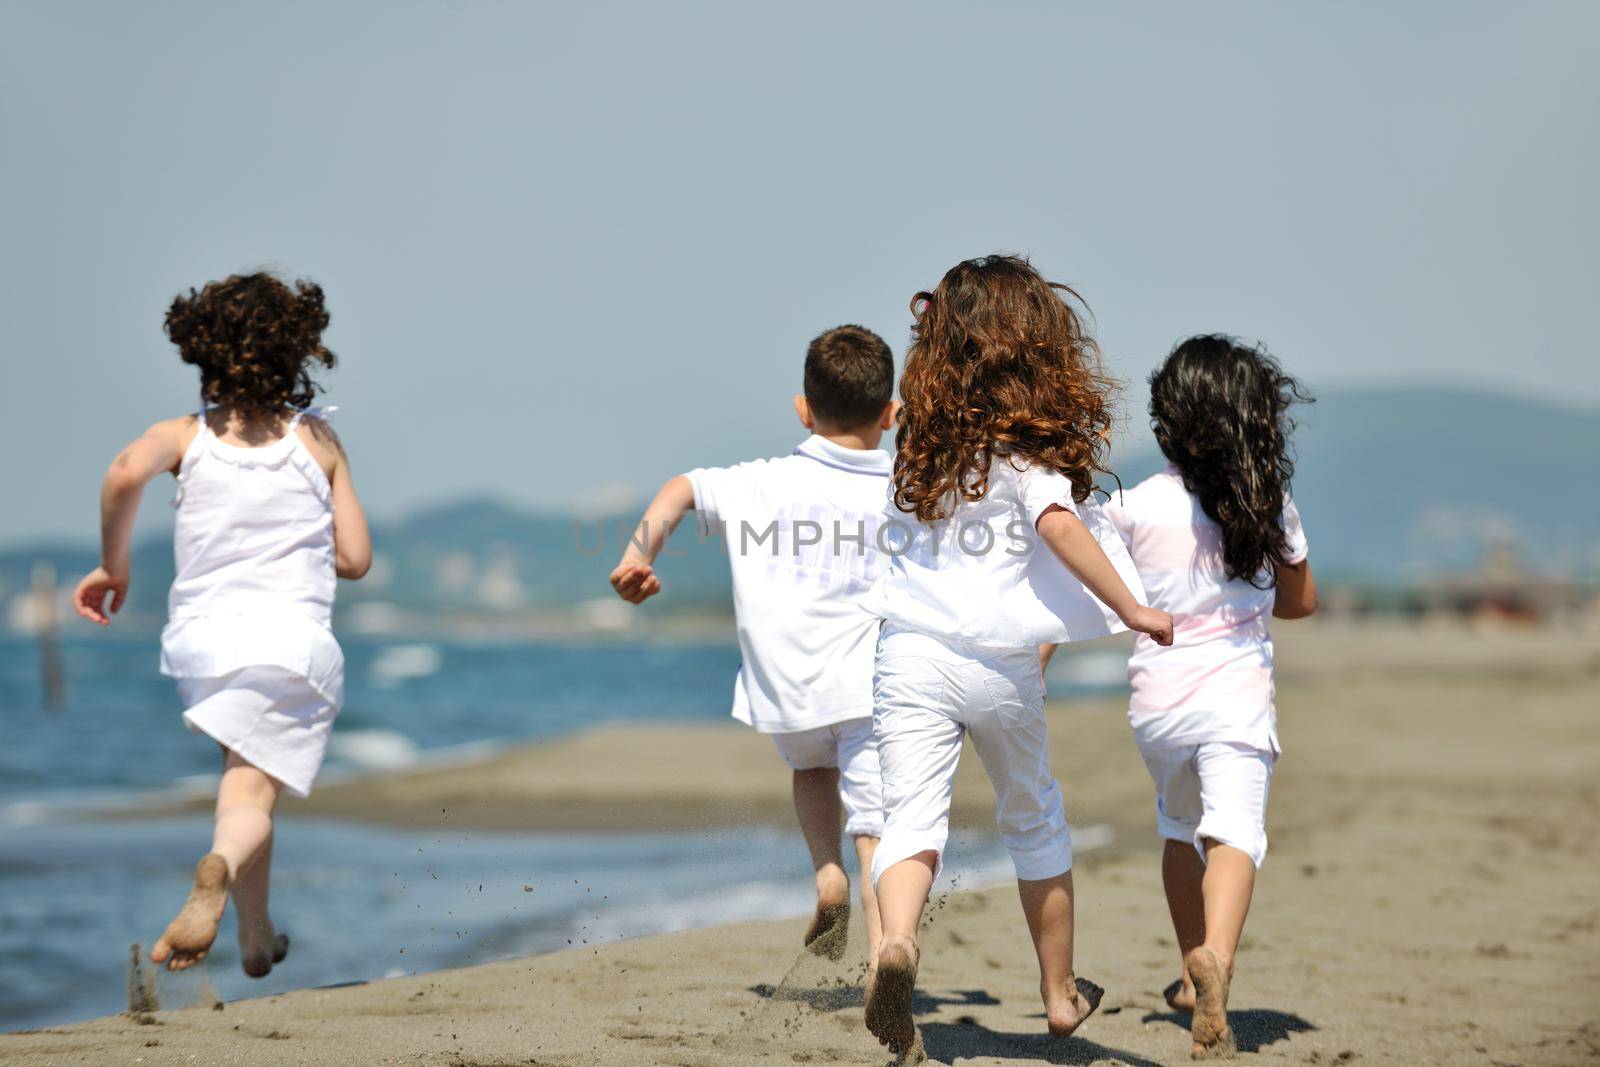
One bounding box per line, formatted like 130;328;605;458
1035;504;1174;646
73;420;187;624
609;475;696;604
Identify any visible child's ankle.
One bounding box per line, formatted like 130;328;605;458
815;864;849;899
881;933;918;957
1200;943;1235;975
1042;972;1078;996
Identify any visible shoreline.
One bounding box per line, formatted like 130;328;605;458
2;624;1595;1063
5;647;1595;1062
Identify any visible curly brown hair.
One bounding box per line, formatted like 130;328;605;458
165;272;335;418
892;255;1117;522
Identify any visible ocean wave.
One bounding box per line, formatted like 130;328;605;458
368;643;444;688
326;728;421;770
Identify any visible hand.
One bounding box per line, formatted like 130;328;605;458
74;566;129;625
609;561;661;604
1124;605;1174;646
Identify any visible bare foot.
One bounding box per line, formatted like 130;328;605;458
1043;975;1104;1038
1164;976;1197;1013
150;854;230;972
803;899;850;961
804;866;851;960
240;931;289;979
1184;946;1236;1059
865;936;918;1056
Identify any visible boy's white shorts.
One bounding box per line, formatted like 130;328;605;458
1141;741;1274;868
770;718;884;838
870;627;1072;887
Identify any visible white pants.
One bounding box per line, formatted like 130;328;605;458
1141;741;1274;868
770;718;884;838
870;627;1072;886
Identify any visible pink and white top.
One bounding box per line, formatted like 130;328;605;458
1105;465;1307;756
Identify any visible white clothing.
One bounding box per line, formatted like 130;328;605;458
1105;466;1308;755
687;436;891;733
769;718;884;838
160;407;345;707
871;625;1072;886
862;456;1142;650
161;404;346;796
179;666;338;798
1141;741;1273;868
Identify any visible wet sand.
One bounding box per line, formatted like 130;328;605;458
6;622;1598;1065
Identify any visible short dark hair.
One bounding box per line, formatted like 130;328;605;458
804;325;894;428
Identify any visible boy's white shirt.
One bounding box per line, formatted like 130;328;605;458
686;435;892;734
862;457;1140;649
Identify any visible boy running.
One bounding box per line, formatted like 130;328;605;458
610;325;897;964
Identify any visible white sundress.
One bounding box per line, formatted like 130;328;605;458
159;402;346;797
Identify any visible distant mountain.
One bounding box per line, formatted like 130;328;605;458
2;387;1593;632
1106;386;1599;579
0;499;738;629
348;496;734;615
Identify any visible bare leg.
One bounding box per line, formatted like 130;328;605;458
1162;839;1206;1012
1017;871;1102;1037
793;768;850;956
1186;839;1255;1058
231;828;289;977
853;834;883;968
865;852;934;1055
151;750;282;972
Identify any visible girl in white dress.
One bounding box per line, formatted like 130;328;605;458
74;272;371;977
862;256;1174;1056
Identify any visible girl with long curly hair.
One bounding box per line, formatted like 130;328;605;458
1104;335;1316;1058
73;271;371;979
861;255;1173;1056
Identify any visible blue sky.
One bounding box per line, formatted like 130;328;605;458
2;1;1595;543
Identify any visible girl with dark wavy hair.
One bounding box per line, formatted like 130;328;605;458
1105;334;1318;1058
861;255;1174;1056
73;271;371;979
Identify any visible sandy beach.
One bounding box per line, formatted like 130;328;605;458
5;622;1598;1065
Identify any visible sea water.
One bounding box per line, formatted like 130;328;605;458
0;635;1120;1031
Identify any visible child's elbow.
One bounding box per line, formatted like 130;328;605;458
102;464;144;498
337;551;373;580
1274;592;1318;620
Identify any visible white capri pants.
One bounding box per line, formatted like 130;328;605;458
871;627;1072;886
769;718;885;838
1141;741;1274;868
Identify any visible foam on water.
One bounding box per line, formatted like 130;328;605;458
326;728;421;770
368;643;444;688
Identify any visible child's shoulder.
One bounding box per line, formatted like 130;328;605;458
147;413;202;448
690;453;776;481
1113;467;1193;518
155;412;198;430
292;412;345;475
